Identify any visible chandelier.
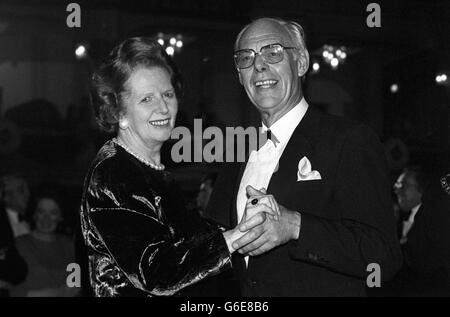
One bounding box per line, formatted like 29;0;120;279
321;45;347;69
156;33;184;56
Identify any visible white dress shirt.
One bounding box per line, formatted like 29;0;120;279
6;208;30;238
400;203;421;245
236;98;308;265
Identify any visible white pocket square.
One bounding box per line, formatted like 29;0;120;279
297;156;322;181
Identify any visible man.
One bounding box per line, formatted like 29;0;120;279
393;166;426;244
206;17;402;296
0;192;28;296
1;175;31;238
389;163;450;296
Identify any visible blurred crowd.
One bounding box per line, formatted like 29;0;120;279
0;170;220;297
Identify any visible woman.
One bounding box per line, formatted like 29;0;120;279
12;191;77;297
80;37;266;297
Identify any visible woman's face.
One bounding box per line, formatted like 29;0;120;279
34;198;62;234
120;66;178;147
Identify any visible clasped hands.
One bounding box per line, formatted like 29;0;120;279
230;185;301;257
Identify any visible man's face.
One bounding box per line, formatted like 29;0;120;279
2;176;30;215
236;20;305;123
394;172;422;211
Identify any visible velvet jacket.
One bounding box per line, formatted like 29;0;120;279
206;106;403;296
80;140;231;297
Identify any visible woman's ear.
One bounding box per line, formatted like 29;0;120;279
119;119;128;129
118;112;129;129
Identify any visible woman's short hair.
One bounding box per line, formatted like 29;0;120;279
90;37;183;133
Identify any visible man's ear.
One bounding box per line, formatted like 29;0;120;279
296;49;310;77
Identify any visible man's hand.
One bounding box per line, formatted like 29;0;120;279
244;185;280;221
233;204;301;256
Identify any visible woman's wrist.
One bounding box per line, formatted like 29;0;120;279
223;227;244;254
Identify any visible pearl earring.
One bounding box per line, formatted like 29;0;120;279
119;120;128;129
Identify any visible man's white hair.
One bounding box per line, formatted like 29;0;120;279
234;17;309;73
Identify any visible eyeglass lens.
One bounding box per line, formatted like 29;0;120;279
235;44;285;69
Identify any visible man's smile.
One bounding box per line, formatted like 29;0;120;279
254;79;278;88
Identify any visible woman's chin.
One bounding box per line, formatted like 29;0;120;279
147;129;173;143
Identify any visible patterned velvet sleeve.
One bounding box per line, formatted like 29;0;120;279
82;157;231;296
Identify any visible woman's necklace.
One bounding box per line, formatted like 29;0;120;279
112;138;165;171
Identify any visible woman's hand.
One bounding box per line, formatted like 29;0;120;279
223;212;268;254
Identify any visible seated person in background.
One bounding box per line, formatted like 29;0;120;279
11;190;77;297
384;158;450;296
1;174;31;238
400;165;450;296
0;199;27;297
195;173;217;217
393;166;426;245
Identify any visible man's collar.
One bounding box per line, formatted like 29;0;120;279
6;208;19;223
409;203;422;222
261;98;309;145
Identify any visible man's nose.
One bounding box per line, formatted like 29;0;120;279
254;54;268;72
393;183;402;192
394;187;400;195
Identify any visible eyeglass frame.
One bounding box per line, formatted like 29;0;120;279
233;43;299;69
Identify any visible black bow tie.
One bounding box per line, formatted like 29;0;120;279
17;213;26;223
258;129;280;150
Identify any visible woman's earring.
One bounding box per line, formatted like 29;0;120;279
119;120;128;129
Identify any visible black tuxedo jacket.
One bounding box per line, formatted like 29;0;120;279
206;106;402;296
401;173;450;296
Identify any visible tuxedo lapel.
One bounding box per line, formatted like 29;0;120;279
267;106;322;202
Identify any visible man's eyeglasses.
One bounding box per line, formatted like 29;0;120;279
234;43;298;69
